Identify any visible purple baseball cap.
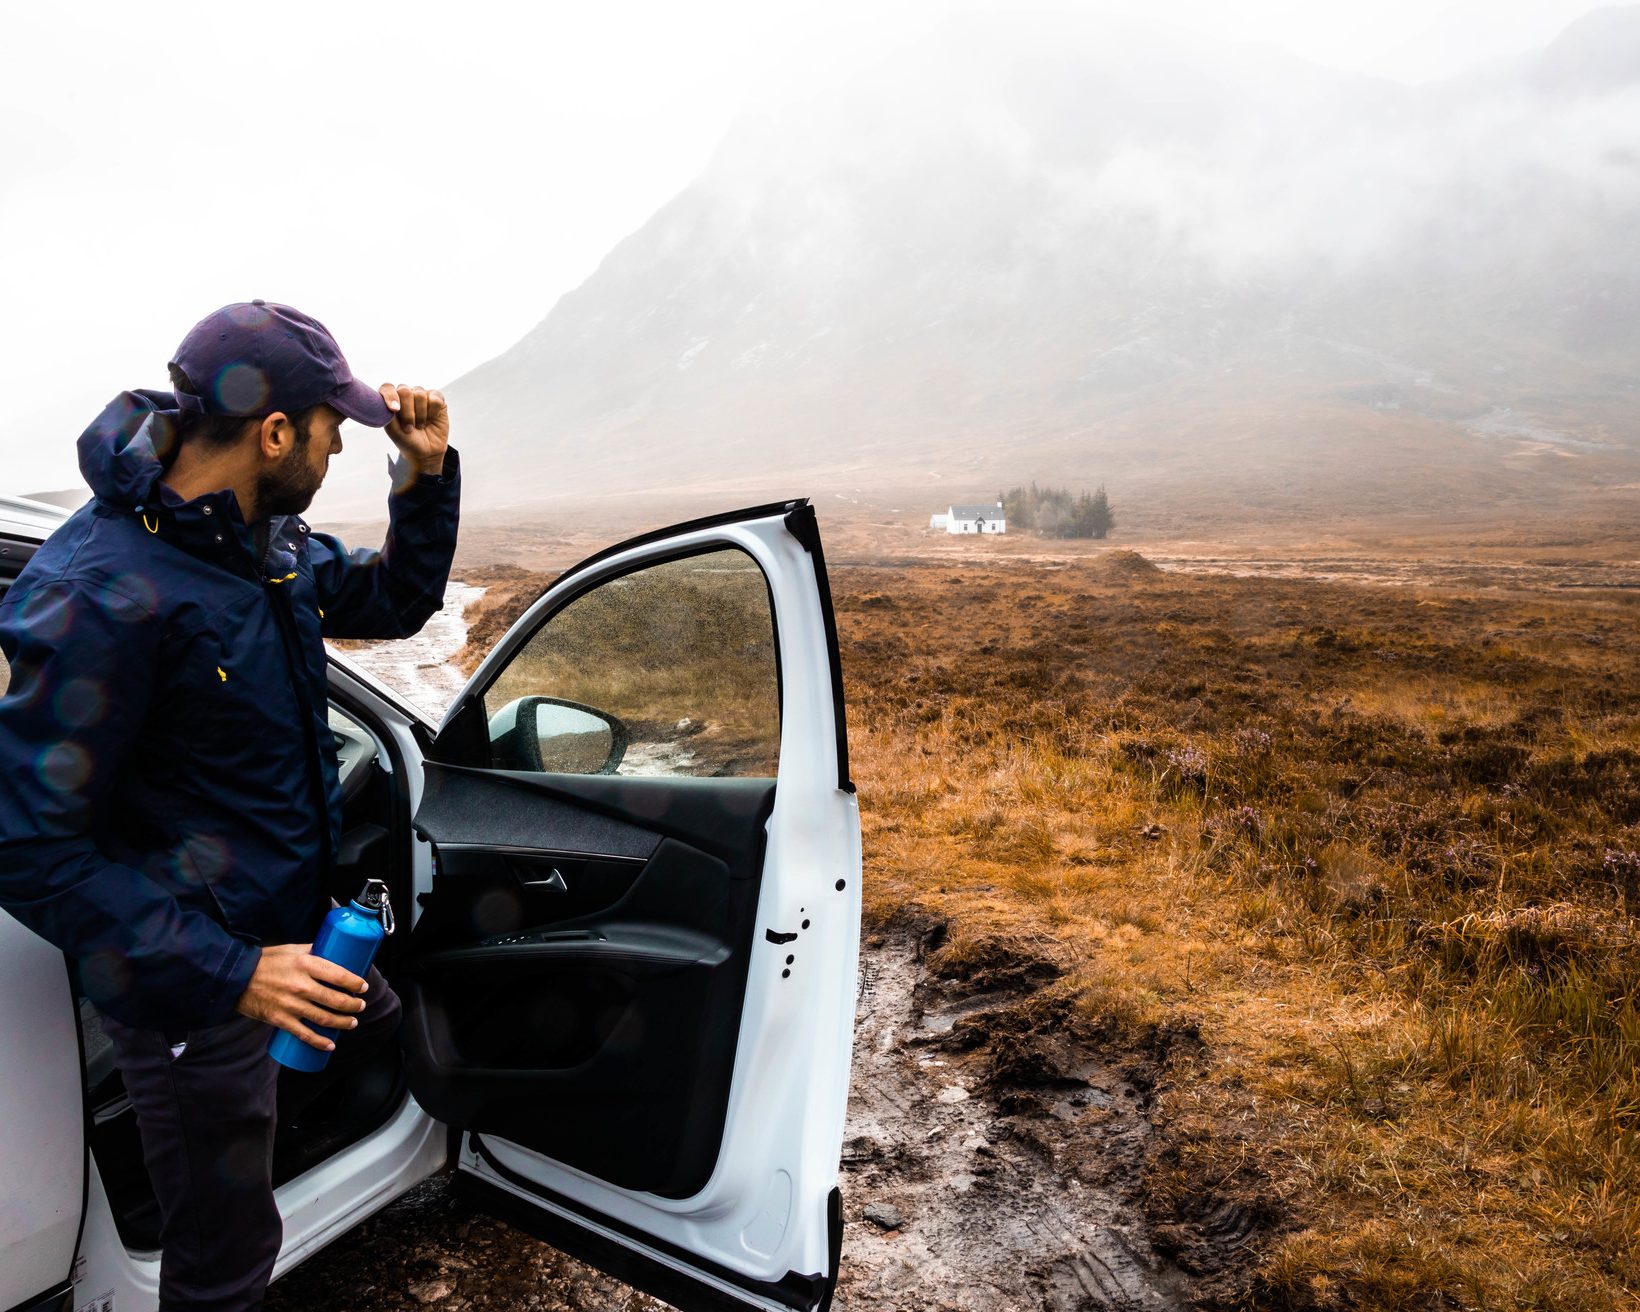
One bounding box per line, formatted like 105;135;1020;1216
168;300;393;428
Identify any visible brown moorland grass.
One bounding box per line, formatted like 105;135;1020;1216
460;554;1640;1309
840;560;1640;1310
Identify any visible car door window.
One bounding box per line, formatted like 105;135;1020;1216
484;547;780;778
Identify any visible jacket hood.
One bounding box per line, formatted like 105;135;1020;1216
77;389;183;509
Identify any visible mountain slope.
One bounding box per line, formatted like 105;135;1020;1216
432;9;1640;524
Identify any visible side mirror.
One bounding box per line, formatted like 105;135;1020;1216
487;696;629;775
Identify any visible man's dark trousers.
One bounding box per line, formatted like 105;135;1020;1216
100;969;401;1312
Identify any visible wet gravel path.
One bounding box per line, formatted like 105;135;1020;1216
334;580;486;718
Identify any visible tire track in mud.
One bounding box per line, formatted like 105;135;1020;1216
835;930;1186;1311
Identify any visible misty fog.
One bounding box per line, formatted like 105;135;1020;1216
330;7;1638;529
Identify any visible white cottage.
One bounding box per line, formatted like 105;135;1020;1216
945;501;1006;534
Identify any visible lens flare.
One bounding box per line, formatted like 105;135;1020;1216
5;657;47;709
35;742;91;792
215;364;270;415
225;302;272;330
185;833;231;882
54;677;108;728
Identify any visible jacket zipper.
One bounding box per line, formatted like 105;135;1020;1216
257;524;336;899
255;520;274;576
264;576;336;891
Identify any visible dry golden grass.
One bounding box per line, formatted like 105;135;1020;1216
838;561;1640;1310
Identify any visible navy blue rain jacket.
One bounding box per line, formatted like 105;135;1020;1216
0;389;460;1029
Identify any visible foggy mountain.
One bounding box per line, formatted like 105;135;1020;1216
424;8;1640;526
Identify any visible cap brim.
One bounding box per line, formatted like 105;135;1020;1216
327;377;394;428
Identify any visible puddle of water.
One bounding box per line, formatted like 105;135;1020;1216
332;581;486;717
618;741;700;776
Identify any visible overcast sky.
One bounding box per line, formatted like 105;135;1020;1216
0;0;1601;493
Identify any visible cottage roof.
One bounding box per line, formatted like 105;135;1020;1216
950;504;1004;519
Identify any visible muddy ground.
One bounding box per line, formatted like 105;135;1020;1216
266;921;1226;1312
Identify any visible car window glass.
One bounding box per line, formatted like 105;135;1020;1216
484;548;780;778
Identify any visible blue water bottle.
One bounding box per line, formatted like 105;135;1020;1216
268;879;395;1072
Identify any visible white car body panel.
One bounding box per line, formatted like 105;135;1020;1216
444;510;862;1292
0;494;80;540
72;1093;446;1311
0;915;84;1310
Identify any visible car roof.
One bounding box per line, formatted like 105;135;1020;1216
0;494;73;543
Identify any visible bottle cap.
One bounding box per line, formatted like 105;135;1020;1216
351;879;395;934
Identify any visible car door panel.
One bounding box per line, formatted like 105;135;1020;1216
407;763;776;1198
412;764;668;858
419;849;650;933
420;921;732;976
399;502;859;1308
418;755;782;857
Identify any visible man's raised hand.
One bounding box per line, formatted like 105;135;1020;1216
380;382;449;477
235;943;368;1051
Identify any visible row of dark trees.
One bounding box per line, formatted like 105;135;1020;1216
1000;483;1115;539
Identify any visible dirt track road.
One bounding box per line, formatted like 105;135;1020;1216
832;930;1184;1310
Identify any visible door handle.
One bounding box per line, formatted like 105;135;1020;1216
521;867;569;892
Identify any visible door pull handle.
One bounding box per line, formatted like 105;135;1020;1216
523;867;569;892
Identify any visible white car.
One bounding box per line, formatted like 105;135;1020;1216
0;494;862;1312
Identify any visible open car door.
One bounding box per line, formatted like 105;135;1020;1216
403;500;861;1311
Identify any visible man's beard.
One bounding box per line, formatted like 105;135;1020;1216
254;427;324;518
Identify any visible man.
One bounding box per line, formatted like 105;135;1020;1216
0;300;460;1310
